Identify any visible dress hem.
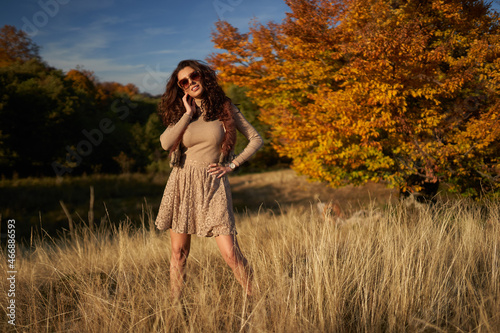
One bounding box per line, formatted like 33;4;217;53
160;226;237;238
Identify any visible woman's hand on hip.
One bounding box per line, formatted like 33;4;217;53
208;164;232;178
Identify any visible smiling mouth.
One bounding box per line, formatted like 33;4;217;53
191;85;200;92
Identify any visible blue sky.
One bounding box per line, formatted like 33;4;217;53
1;0;291;95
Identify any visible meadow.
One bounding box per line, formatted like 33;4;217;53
0;170;499;332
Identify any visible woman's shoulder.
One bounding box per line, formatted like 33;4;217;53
228;102;241;115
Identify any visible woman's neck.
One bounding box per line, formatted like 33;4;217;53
194;98;205;116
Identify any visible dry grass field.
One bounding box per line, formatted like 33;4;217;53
1;170;499;332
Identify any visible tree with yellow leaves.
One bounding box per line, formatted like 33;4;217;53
209;0;500;197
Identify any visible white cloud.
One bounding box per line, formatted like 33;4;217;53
44;52;142;74
41;39;172;94
146;49;178;55
143;27;178;36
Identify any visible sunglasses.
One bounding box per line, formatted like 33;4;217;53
177;71;201;90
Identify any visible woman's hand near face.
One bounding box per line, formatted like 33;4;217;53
182;92;196;116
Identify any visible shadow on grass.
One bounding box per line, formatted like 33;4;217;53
1;169;398;246
0;173;168;245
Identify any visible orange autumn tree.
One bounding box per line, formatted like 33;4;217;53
0;25;40;67
65;68;140;113
66;68;98;98
209;0;500;197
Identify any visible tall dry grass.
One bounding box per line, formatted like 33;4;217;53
1;199;499;332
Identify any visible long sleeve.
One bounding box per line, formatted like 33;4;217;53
159;113;191;151
232;108;264;166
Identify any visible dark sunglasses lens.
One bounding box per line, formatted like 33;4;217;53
178;79;189;89
190;71;201;81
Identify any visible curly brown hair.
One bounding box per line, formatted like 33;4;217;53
158;59;236;159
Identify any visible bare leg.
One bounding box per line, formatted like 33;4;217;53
170;230;191;300
215;234;253;296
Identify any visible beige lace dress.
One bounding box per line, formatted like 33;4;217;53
155;104;263;237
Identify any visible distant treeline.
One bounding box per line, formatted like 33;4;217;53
0;25;286;178
0;56;165;178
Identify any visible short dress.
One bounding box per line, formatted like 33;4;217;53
155;106;263;237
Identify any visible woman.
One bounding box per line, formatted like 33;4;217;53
155;59;263;299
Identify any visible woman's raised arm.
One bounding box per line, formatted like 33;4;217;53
159;113;192;151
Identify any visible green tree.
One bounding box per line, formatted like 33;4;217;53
0;24;165;177
130;112;167;173
0;59;83;176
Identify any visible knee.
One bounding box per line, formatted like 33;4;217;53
171;245;190;264
222;249;236;265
